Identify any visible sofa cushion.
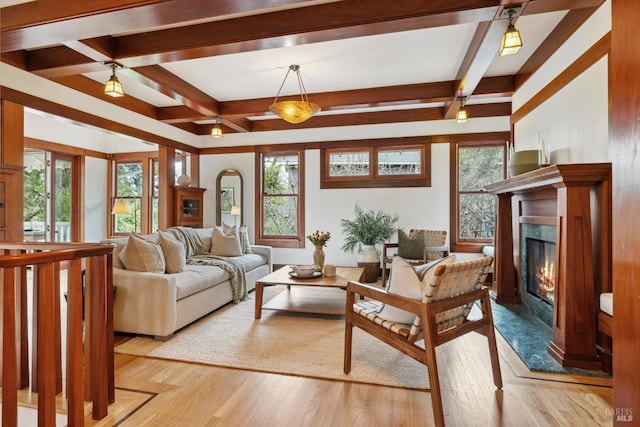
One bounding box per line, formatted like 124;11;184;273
158;231;186;273
101;236;129;269
174;265;230;300
119;233;166;273
224;253;267;272
211;225;243;256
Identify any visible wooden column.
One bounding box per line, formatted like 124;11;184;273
611;0;640;421
158;146;176;229
492;192;519;303
547;184;599;369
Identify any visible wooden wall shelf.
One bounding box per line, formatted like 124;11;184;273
484;163;612;369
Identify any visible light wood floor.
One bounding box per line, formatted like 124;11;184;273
46;329;608;427
14;274;613;426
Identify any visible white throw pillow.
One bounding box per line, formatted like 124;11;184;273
158;231;186;273
210;225;243;256
119;233;166;273
377;255;456;324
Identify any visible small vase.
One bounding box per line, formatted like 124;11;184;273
313;245;325;269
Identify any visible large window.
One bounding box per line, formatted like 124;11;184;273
451;142;507;252
320;139;430;188
256;148;305;248
113;161;143;234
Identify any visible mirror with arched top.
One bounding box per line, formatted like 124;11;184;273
216;169;243;227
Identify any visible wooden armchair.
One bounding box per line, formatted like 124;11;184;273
344;256;501;427
381;229;449;285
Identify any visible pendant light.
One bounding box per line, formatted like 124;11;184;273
104;62;125;97
456;96;468;123
499;9;523;56
269;65;320;124
211;117;223;138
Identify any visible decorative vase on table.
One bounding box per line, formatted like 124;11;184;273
358;244;380;283
313;245;325;269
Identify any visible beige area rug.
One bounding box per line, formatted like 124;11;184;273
114;286;430;390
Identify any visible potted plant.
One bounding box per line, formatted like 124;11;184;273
340;204;399;282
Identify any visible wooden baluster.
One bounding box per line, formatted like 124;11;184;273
2;266;18;427
90;255;109;419
36;262;57;426
66;258;84;426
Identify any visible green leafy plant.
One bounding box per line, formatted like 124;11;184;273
340;204;399;253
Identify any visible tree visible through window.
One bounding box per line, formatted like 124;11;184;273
454;144;506;251
257;150;305;247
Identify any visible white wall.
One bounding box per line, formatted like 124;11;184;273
512;1;611;163
84;157;108;242
200;143;452;267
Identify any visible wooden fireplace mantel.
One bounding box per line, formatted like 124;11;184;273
484;163;612;369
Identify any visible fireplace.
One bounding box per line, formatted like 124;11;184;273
485;163;612;369
526;238;556;305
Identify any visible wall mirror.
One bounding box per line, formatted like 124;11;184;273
216;169;243;227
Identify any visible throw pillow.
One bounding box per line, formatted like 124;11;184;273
376;257;422;324
414;255;457;281
238;225;253;254
210;225;243;256
157;231;186;273
119;233;166;273
376;255;457;324
397;229;425;260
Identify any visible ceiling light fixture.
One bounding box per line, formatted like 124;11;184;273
104;62;125;97
499;8;523;56
456;96;468;123
269;64;320;124
211;117;223;138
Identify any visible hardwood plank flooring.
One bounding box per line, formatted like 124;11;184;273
74;331;613;426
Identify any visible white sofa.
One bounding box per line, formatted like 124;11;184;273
103;227;272;339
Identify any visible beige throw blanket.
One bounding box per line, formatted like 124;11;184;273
166;227;248;303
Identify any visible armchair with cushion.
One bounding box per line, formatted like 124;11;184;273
344;256;501;427
381;229;449;286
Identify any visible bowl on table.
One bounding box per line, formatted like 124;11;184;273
290;265;322;277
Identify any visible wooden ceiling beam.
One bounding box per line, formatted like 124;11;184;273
191;102;512;134
157;106;211;124
51;74;157;118
128;65;221;117
1;0;341;52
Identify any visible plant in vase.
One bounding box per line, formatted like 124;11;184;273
340;204;399;283
307;230;331;268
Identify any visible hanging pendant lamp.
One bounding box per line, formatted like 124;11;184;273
499;9;523;56
104;62;125;97
269;65;320;124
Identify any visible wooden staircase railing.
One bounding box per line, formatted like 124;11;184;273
1;242;115;427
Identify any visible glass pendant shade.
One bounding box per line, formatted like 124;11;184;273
269;101;320;124
104;63;125;97
455;107;468;123
211;121;223;138
270;65;320;123
499;10;523;57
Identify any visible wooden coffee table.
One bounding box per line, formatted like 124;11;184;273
254;266;364;319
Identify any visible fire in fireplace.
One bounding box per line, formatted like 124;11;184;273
526;238;556;305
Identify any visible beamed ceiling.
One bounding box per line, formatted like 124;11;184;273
0;0;604;150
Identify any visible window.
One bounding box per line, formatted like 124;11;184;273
451;142;506;252
113;161;143;234
256;148;305;248
321;140;429;188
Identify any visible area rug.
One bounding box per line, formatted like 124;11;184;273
115;286;429;390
